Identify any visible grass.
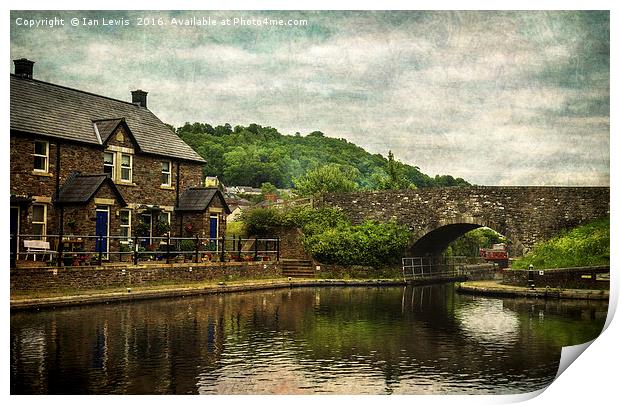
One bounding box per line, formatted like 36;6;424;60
512;217;609;269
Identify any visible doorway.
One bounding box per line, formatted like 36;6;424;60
95;206;110;258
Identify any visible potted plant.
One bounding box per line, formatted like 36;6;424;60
62;253;74;266
179;239;196;260
135;222;150;237
154;220;170;236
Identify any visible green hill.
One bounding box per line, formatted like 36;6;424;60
512;217;610;269
174;122;470;189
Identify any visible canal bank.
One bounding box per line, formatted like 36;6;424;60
457;280;609;300
11;277;412;311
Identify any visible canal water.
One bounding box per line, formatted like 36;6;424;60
11;284;607;394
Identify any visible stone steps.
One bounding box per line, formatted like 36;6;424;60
281;259;314;278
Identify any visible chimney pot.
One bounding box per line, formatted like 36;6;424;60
131;89;148;108
13;58;35;79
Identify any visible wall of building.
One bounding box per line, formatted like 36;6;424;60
11;131;204;240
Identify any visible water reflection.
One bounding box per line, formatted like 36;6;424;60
11;284;607;394
455;299;520;345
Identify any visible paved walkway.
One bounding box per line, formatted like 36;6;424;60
457;280;609;300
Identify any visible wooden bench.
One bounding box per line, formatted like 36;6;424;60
23;239;52;261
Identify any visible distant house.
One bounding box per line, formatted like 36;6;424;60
225;185;262;195
225;196;253;222
204;176;222;189
10;58;230;260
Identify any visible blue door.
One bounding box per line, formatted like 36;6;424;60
96;209;109;255
209;215;218;250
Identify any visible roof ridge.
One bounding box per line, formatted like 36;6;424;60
92;117;126;122
10;74;144;109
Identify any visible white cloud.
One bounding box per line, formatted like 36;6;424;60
10;11;609;186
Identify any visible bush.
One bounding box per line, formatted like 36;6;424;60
303;220;411;267
179;239;196;253
282;206;348;234
240;207;284;236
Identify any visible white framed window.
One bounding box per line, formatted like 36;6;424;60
104;150;133;182
103;152;115;177
33;140;49;172
120;154;132;182
119;209;131;242
32;204;46;239
161;161;171;186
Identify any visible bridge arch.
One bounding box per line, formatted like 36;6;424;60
408;215;523;257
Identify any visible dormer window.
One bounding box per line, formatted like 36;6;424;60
33;140;49;172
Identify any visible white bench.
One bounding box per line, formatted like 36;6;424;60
23;239;52;261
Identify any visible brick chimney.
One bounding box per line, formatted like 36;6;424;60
13;58;35;79
131;89;148;108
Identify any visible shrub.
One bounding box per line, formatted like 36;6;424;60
303;220;411;267
179;239;196;253
240;207;284;236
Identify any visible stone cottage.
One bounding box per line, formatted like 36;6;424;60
10;58;230;262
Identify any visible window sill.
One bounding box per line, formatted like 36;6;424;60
160;185;175;190
115;181;136;187
32;171;53;177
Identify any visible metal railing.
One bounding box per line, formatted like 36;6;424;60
401;256;484;280
10;233;280;267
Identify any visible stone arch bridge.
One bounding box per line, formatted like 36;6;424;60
319;187;609;257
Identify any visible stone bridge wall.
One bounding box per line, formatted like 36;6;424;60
319;186;609;255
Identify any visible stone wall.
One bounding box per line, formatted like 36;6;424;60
501;266;610;289
274;226;310;260
319;186;609;255
11;262;282;293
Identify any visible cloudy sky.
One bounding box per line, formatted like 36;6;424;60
10;10;609;186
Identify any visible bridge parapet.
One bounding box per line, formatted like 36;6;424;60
319;186;609;256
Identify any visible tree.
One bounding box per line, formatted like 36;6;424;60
260;182;278;200
445;228;507;257
372;151;417;190
293;164;359;196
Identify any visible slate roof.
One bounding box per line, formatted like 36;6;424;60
10;75;206;163
56;173;126;206
93;118;125;145
176;188;231;214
